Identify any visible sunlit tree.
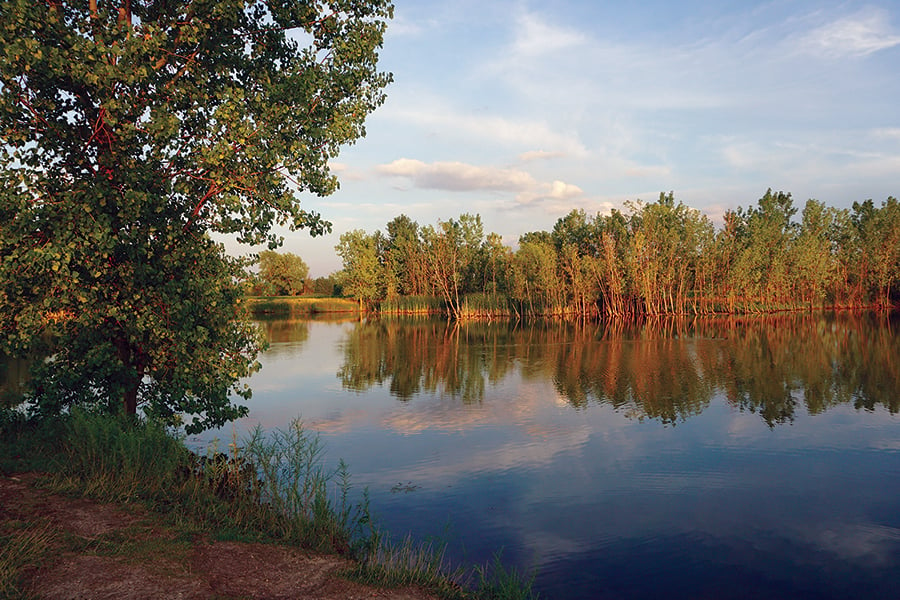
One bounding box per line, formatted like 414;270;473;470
0;0;393;430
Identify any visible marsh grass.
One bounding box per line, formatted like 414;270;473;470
350;532;541;600
0;408;66;474
246;296;360;317
44;412;363;555
380;295;445;315
52;411;190;502
456;294;511;319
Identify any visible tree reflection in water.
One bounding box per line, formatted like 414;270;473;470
336;313;900;427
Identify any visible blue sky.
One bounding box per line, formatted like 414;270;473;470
256;1;900;276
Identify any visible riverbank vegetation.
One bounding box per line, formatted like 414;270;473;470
246;296;361;317
0;410;538;599
334;191;900;318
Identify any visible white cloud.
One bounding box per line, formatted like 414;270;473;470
799;9;900;58
547;180;583;200
384;102;588;158
484;9;733;114
515;180;584;206
384;14;427;38
377;159;588;214
327;161;366;181
511;12;588;58
378;158;536;192
871;128;900;140
519;150;566;162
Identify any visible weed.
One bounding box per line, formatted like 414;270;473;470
473;552;540;600
241;420;369;554
0;522;56;598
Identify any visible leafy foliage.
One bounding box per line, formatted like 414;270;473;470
334;191;900;318
336;229;381;308
0;0;393;430
256;250;310;296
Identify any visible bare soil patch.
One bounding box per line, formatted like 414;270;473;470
1;473;437;600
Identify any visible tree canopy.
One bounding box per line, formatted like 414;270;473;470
0;0;393;431
335;191;900;319
257;251;309;296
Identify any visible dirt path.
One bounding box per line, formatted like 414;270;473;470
0;474;438;600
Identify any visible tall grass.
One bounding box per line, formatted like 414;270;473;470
241;421;368;554
0;522;56;598
246;296;360;317
350;531;467;594
53;411;192;502
48;412;364;554
456;293;512;320
351;532;540;599
3;411;539;600
473;552;540;600
379;295;445;315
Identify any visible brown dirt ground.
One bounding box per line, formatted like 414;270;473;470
0;473;439;600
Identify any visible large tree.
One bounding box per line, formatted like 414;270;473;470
0;0;393;431
257;250;309;296
335;229;380;309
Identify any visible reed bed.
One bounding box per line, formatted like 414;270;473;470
246;296;361;317
379;295;445;315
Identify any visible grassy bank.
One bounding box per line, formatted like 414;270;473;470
246;296;362;317
0;410;538;599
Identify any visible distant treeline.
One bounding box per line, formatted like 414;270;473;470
334;190;900;318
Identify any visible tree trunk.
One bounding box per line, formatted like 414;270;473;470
123;377;139;415
115;336;144;416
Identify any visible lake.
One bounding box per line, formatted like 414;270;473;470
190;313;900;599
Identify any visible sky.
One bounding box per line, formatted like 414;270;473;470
240;0;900;277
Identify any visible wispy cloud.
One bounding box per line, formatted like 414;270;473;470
870;127;900;140
799;9;900;58
518;150;566;162
383;14;427;37
378;158;536;192
382;101;588;158
624;165;672;178
511;11;588;58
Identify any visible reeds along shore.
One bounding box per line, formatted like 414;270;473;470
245;297;361;317
247;292;896;322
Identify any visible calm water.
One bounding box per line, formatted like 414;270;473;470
192;313;900;600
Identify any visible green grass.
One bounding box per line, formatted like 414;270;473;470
473;552;540;600
246;296;360;317
0;409;539;600
0;521;56;599
350;530;466;593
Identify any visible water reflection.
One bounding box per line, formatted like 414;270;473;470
226;313;900;599
336;313;900;427
337;319;512;403
255;317;310;357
